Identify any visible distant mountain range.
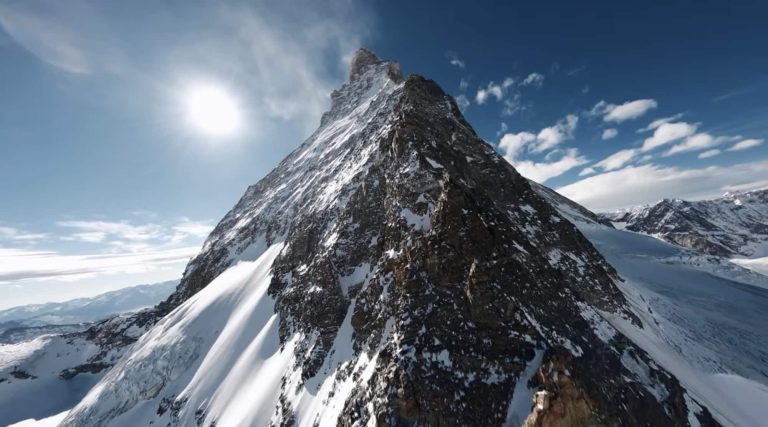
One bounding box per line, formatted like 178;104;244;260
0;281;177;343
601;189;768;259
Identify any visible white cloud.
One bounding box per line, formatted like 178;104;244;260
534;115;578;152
637;113;685;132
579;167;596;176
601;128;618;140
595;148;639;171
664;133;736;156
56;218;213;252
698;149;720;159
499;132;537;162
58;220;164;242
498;115;584;183
557;160;768;211
475;77;518;105
513;149;588;183
521;72;544;87
0;246;199;283
475;81;505;104
728;138;764;151
591;99;658;123
459;78;469;91
641;121;698;151
0;226;48;242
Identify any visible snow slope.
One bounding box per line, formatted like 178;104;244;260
538;183;768;426
61;244;336;426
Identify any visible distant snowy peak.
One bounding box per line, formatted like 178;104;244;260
0;281;177;328
61;49;714;426
602;188;768;257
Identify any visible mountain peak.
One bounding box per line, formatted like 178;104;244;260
348;47;402;83
58;50;717;427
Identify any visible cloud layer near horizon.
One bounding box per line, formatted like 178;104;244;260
557;160;768;211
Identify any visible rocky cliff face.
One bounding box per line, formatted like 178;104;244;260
56;49;717;426
602;190;768;257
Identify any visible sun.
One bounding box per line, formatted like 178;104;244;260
183;84;242;137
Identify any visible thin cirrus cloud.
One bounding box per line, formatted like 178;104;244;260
0;226;48;242
637;113;685;132
0;217;214;283
0;0;370;136
594;148;639;171
557;159;768;211
445;51;465;69
0;246;200;283
664;133;737;156
520;72;545;87
0;2;93;74
57;219;213;248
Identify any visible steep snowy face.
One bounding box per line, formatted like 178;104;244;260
62;49;714;426
602;189;768;257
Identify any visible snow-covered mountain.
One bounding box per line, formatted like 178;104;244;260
4;49;766;427
55;49;718;426
0;281;177;343
533;181;768;426
601;189;768;258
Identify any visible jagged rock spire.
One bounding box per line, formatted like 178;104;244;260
348;47;402;83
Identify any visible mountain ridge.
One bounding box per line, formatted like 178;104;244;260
601;188;768;257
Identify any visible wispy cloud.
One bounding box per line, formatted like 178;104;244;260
595;148;639;171
0;2;90;73
445;51;465;69
0;226;48;242
728;138;763;151
0;246;199;283
664;133;738;156
520;72;544;87
637;113;685;132
557;160;768;211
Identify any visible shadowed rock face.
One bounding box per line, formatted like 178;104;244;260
59;49;717;426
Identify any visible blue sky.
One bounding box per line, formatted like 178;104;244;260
1;0;767;307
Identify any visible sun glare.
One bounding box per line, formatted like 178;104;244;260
184;84;242;137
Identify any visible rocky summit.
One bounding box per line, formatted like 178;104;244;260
34;49;720;426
